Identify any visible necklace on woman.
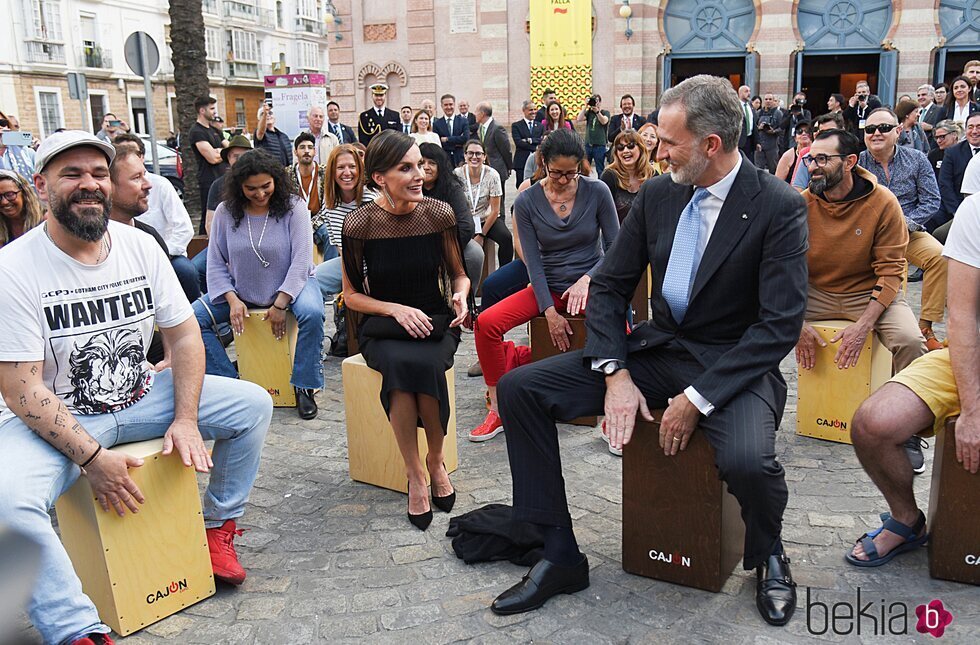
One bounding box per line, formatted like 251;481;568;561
544;180;575;213
246;213;271;268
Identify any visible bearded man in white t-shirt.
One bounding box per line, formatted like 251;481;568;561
0;131;273;645
844;192;980;569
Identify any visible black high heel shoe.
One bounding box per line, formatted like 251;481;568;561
407;480;432;530
431;463;456;513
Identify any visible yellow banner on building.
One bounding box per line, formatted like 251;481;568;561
530;0;593;112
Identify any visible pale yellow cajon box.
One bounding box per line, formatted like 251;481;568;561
54;439;215;636
796;320;892;444
342;353;458;494
236;309;298;407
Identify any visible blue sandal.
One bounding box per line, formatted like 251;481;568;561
844;511;928;567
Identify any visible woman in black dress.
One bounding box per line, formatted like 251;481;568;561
342;131;470;530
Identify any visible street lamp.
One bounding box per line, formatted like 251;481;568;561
620;1;633;40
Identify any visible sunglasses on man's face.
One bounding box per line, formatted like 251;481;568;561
864;123;897;135
616;142;637;152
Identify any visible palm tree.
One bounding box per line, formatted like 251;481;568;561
167;0;210;223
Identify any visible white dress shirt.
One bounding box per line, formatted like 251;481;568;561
594;156;743;417
136;172;194;257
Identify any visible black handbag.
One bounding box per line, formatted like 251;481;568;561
361;314;450;341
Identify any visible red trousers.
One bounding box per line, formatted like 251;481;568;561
474;286;568;386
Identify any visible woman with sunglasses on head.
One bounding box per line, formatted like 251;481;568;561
943;75;979;125
454;139;513;268
418;143;479;287
637;122;667;175
541;100;573;135
342;131;469;530
194;149;325;420
601;130;655;223
0;169;44;250
469;129;618;442
775;121;812;183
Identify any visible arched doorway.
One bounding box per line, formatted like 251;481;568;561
661;0;758;92
794;0;895;108
934;0;980;87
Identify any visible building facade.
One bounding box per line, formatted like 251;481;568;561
328;0;980;126
0;0;332;141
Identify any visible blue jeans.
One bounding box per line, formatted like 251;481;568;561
171;255;202;303
313;224;339;261
315;256;343;301
194;277;325;390
586;144;607;176
0;369;272;645
191;247;208;294
481;259;529;311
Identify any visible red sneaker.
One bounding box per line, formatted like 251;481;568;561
207;519;246;585
71;635;114;645
469;410;504;442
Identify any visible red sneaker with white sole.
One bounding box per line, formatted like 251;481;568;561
207;519;246;585
469;410;504;442
71;635;114;645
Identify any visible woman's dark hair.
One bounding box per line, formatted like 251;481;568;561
538;127;585;164
223;149;295;229
418;142;463;201
463;138;485;154
945;75;971;112
363;130;416;189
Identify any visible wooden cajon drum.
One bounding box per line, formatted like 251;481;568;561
477;236;497;297
796;320;892;444
528;315;596;427
54;439;215;636
929;417;980;585
236;309;298;407
630;266;651;323
186;235;208;259
313;243;324;266
342;353;458;494
622;412;745;592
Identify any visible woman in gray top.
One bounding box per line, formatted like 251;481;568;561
470;129;619;441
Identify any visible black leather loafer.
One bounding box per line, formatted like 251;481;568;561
756;552;797;626
296;388;318;420
491;555;590;615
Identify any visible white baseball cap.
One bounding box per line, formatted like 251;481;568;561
35;130;115;174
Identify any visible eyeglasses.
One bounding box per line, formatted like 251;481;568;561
864;124;898;135
0;189;22;202
616;142;637;152
935;132;954;140
465;151;484;157
546;167;579;181
802;154;848;168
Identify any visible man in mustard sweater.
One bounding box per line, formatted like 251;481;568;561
795;129;929;470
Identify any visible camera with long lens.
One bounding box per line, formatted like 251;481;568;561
587;95;598;108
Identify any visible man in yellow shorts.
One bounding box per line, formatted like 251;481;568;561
844;191;980;567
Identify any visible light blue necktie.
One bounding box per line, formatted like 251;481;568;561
662;187;710;323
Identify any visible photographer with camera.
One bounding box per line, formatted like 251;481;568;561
754;93;784;173
780;92;812;154
577;94;610;175
844;81;882;148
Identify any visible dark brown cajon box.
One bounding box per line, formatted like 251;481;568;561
928;417;980;585
529;315;596;427
622;412;745;592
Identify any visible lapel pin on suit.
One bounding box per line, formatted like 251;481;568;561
741;214;748;220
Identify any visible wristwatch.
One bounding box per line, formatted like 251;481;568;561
602;360;626;376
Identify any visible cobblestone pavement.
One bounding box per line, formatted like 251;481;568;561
14;262;980;643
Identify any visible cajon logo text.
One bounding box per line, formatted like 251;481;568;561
648;549;692;568
816;418;847;430
146;578;188;604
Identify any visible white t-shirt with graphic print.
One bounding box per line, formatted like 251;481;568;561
0;220;194;422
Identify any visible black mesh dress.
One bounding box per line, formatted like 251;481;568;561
342;197;466;431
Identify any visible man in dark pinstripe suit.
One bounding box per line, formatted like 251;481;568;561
491;76;809;626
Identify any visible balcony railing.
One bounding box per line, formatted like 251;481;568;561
26;40;65;64
80;46;111;69
222;1;273;27
294;16;325;35
226;61;259;79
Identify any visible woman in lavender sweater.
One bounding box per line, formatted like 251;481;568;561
194;150;325;419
